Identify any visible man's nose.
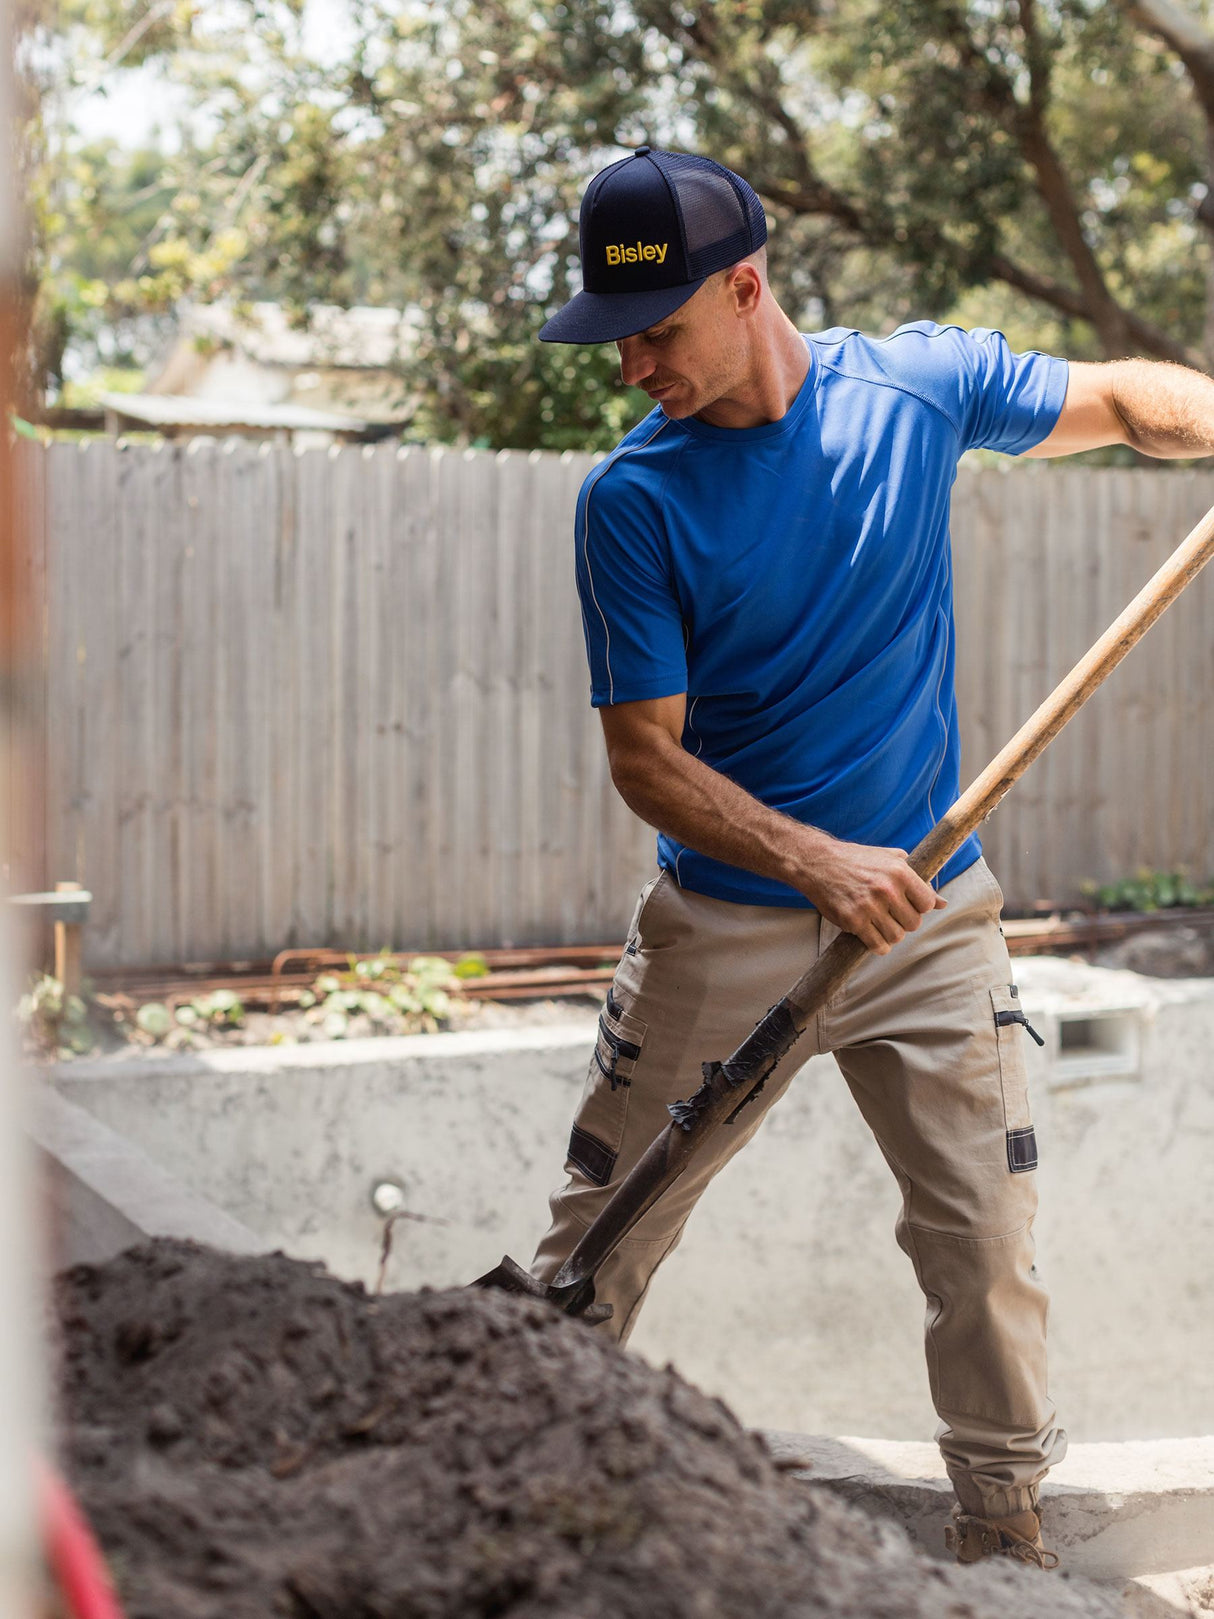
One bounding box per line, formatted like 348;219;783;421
616;336;655;388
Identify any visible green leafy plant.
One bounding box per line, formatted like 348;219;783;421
16;973;95;1058
182;989;245;1029
128;988;246;1047
1079;867;1214;914
135;1002;173;1040
305;951;457;1037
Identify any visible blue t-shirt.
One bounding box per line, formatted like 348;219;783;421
575;321;1069;907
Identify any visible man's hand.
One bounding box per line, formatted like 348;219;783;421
793;837;946;956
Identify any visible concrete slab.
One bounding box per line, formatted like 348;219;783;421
1123;1566;1214;1618
763;1431;1214;1585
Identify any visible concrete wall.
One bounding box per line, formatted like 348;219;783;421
49;959;1214;1443
33;1090;265;1267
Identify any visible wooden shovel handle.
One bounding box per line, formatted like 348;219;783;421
554;498;1214;1299
786;494;1214;1017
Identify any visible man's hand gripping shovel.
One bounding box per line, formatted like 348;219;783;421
475;501;1214;1325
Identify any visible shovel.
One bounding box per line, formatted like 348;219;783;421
476;498;1214;1325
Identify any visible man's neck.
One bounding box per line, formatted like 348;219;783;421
695;312;810;430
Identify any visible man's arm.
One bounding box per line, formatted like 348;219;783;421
601;695;944;956
1024;358;1214;459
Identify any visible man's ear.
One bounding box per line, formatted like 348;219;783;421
728;262;764;317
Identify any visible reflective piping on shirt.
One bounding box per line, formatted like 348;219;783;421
925;598;952;889
581;415;675;704
674;845;686;887
677;697;703;887
686;696;704;757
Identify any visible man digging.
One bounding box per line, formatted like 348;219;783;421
527;145;1214;1567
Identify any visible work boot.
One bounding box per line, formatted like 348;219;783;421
945;1503;1060;1569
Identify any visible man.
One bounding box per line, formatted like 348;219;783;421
528;145;1214;1566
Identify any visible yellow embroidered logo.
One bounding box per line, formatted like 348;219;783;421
605;241;669;266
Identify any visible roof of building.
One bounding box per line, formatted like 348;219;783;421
97;391;396;434
176;301;423;370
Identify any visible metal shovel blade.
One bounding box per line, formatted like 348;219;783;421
472;1253;613;1325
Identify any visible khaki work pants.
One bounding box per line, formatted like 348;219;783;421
532;857;1067;1518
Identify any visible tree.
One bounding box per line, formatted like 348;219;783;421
23;0;1214;446
401;0;1210;368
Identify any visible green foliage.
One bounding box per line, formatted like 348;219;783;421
128;989;245;1046
452;952;490;980
16;973;96;1057
305;950;457;1036
23;0;1214;440
183;989;245;1028
135;1001;173;1039
1079;867;1214;913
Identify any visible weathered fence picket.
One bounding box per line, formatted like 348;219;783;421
12;440;1214;967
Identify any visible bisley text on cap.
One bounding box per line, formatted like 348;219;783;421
605;240;669;266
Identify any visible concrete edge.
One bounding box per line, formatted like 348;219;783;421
32;1090;267;1265
1010;958;1214;1014
48;958;1214;1089
761;1432;1214;1583
51;1019;600;1084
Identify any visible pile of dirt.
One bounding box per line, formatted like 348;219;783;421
53;1241;1117;1619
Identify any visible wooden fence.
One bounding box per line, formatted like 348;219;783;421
10;440;1214;968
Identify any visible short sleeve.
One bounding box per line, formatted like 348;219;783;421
956;326;1069;454
883;323;1069;456
575;461;688;708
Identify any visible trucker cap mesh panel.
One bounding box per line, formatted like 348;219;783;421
660;152;767;277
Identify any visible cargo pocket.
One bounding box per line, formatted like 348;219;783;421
566;988;649;1188
989;984;1043;1174
624;870;676;958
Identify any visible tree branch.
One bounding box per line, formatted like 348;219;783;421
989;255;1200;365
676;7;832;214
938;2;1133;355
759;179;866;234
678;3;1197;367
751;169;1197;367
1126;0;1214;116
1120;1;1214;357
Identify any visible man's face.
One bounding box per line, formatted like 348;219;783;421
613;274;746;420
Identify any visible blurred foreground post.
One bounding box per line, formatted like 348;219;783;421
0;0;45;1610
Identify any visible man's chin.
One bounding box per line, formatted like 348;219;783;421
649;391;697;419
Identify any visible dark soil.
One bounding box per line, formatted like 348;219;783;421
53;1241;1117;1619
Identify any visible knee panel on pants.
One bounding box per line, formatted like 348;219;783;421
904;1218;1051;1431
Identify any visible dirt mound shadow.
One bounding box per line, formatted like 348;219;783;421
53;1240;1116;1618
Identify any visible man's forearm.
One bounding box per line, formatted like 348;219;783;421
1109;359;1214;457
610;731;830;895
605;717;945;952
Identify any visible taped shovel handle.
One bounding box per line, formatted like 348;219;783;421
553;498;1214;1299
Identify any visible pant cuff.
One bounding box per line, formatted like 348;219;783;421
949;1472;1041;1520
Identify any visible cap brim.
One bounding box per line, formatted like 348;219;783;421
538;280;705;344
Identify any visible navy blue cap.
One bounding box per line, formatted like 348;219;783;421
539;147;768;344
